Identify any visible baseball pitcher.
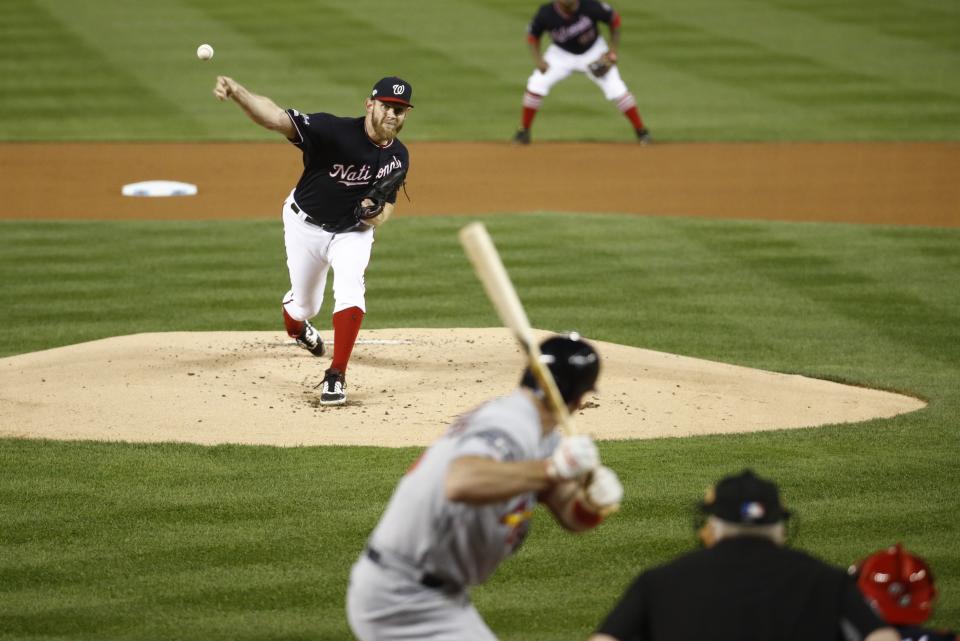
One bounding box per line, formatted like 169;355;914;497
214;75;412;405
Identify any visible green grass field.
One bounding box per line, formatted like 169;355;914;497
1;215;959;639
2;0;959;638
1;0;958;142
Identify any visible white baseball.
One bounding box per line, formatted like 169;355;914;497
196;44;214;61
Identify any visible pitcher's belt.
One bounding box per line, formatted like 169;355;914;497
366;546;450;590
290;201;324;227
291;201;365;234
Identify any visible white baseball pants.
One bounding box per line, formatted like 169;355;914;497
525;37;628;100
280;192;373;322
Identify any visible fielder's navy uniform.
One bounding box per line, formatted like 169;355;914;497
528;0;619;54
516;0;650;143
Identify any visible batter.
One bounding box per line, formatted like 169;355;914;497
514;0;650;144
346;334;624;640
214;75;412;405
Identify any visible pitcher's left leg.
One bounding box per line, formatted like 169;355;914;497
319;229;374;405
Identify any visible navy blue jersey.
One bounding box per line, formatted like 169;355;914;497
528;0;619;55
285;109;409;226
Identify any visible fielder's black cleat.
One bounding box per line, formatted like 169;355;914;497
513;128;531;145
636;128;652;145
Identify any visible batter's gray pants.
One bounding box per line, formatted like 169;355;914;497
346;553;498;641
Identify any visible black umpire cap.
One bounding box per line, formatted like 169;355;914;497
699;469;791;525
371;77;413;107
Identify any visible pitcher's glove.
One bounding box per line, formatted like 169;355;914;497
588;52;616;78
355;167;408;221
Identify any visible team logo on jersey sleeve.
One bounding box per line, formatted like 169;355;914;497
502;496;533;550
290;109;310;126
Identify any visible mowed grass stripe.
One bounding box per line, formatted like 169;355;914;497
673;220;960;378
30;0;318;142
189;0;554;142
647;0;960;93
0;440;410;640
767;0;960;55
625;10;959;139
3;0;958;140
0;1;203;140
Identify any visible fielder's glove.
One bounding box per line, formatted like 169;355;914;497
546;434;599;481
354;166;408;222
585;465;623;514
587;52;616;78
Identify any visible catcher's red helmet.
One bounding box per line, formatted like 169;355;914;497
851;543;938;625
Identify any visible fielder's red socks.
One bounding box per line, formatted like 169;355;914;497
521;91;543;129
331;306;364;372
616;93;645;130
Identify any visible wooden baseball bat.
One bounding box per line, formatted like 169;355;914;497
458;222;577;436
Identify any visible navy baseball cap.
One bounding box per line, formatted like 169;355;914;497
371;76;413;107
698;469;791;525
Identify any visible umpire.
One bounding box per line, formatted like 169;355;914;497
589;469;900;641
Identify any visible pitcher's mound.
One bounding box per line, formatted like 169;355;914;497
0;329;924;447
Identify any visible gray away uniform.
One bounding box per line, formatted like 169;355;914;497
346;389;561;641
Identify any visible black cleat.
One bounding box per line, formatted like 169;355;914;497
320;368;346;406
513;128;531;145
636;128;652;145
296;320;325;357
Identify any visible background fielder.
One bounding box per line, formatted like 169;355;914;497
515;0;651;145
346;334;624;640
214;75;412;406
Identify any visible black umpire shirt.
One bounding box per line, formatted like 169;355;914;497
596;537;887;641
285;109;409;228
898;625;958;641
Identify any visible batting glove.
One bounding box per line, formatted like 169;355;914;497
585;465;624;509
546;435;599;481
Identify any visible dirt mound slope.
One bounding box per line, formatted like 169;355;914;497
0;329;924;447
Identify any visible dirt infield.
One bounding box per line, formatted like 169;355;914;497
1;142;957;226
0;141;947;446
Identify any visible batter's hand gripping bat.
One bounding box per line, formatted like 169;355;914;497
458;222;576;436
459;222;620;516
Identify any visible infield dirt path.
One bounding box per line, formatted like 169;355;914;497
1;142;958;226
0;142;947;446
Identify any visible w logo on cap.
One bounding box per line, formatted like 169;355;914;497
371;76;413;107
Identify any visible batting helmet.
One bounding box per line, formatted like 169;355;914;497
850;543;938;625
520;332;600;404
